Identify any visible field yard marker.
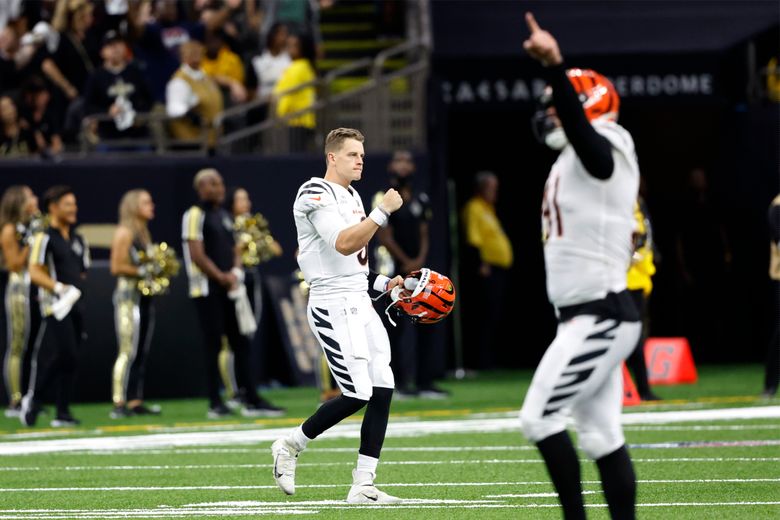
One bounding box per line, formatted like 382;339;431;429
2;478;779;493
1;406;779;455
0;456;777;472
0;500;778;518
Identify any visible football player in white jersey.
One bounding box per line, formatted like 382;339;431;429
271;128;405;504
519;13;642;520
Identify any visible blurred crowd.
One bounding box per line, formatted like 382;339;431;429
0;0;332;157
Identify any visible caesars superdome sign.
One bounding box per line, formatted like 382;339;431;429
440;72;716;105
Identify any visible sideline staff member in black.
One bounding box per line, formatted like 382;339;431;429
182;169;284;418
22;186;89;427
375;151;447;398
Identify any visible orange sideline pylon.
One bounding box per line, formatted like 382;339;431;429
622;363;641;406
644;337;698;385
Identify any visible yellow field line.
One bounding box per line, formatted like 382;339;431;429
0;395;774;437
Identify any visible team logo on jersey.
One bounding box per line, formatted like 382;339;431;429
71;241;83;257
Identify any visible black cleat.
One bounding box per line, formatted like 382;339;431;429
51;413;80;428
20;396;41;427
242;397;285;417
110;405;133;419
130;404;161;415
207;403;234;419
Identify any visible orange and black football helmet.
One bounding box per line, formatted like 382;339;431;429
390;268;456;324
532;68;620;145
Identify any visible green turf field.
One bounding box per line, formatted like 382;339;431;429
0;365;778;519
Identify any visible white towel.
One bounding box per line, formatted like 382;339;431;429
51;286;81;321
228;284;257;336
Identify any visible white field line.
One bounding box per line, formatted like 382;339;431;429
34;437;780;456
33;445;540;455
485;491;599;498
2;478;780;493
1;501;779;519
0;457;777;472
1;406;779;456
624;424;780;431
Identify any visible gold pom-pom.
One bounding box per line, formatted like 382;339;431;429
234;213;280;267
137;242;181;296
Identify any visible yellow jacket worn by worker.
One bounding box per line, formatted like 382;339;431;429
627;198;656;295
274;59;316;129
463;196;513;269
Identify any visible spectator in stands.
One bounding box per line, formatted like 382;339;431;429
166;40;223;147
17;22;60;83
0;95;35;156
0;0;23;33
0;25;22;94
375;151;449;399
202;30;247;105
18;1;58;31
273;32;316;152
83;30;153;142
252;22;290;102
130;0;229;103
43;0;98;140
223;0;263;59
462;171;514;369
259;0;328;60
19;75;63;157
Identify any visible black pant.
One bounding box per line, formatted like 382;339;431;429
194;290;256;407
386;313;434;391
129;298;154;402
27;310;83;414
627;289;653;397
476;266;508;369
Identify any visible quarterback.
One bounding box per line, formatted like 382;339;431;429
520;13;641;520
271;128;405;504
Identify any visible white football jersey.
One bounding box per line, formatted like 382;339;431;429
294;177;369;296
542;119;640;308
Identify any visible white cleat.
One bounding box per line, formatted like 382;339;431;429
271;438;298;495
346;470;401;504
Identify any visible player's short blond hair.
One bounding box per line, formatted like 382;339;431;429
324;128;365;160
193;168;221;189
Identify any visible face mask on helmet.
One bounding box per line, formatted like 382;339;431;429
544;127;568;150
531;69;620;151
531;88;568;151
385;268;456;325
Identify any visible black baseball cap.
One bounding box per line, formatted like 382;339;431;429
102;30;124;47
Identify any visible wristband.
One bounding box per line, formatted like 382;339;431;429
368;207;389;227
373;274;391;293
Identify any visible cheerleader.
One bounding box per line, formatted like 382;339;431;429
0;186;40;416
109;189;160;418
220;187;282;408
